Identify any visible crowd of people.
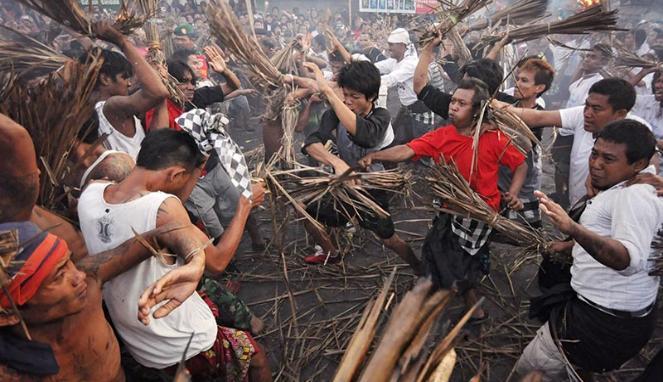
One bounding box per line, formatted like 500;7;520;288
1;0;663;381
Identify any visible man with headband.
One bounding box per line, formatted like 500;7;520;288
0;220;205;381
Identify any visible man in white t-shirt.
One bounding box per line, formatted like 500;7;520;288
515;120;662;381
502;78;653;207
565;44;610;108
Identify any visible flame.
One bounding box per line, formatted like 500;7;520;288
577;0;601;7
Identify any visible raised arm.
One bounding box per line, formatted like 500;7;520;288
628;67;656;87
204;45;241;94
500;102;563;127
303;62;358;135
414;39;437;94
95;22;168;120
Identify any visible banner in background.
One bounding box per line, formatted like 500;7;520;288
359;0;439;14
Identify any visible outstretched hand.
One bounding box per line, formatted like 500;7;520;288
204;44;228;73
534;190;575;235
137;256;205;325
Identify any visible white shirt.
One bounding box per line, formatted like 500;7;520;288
633;94;663;138
77;182;217;369
560;106;652;206
571;168;663;312
566;73;603;109
95;101;145;160
374;55;419;106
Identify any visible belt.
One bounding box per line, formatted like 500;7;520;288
578;295;655;319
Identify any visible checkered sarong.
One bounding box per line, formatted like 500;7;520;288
450;216;492;255
176;109;252;199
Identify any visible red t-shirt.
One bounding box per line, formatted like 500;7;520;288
145;99;184;131
406;124;525;211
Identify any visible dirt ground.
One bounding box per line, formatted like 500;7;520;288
220;107;663;382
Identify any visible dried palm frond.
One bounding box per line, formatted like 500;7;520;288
207;0;283;92
15;0;157;37
264;162;412;232
611;47;661;70
426;160;549;251
447;25;473;69
0;229;31;339
144;22;186;105
417;0;491;47
14;0;93;35
113;0;158;35
0;25;69;79
468;0;549;31
490;105;539;154
476;6;624;49
280;101;301;164
0;52;103;209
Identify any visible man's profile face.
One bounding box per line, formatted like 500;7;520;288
514;68;543;101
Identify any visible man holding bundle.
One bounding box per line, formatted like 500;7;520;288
515;120;662;381
296;60;422;273
358;79;528;321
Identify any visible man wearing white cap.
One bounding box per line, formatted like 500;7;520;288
375;28;434;144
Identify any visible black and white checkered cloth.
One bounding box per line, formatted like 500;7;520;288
176;108;252;199
450;216;492;255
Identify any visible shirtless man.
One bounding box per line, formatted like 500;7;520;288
0;113;205;381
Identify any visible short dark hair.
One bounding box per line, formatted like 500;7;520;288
336;60;381;102
167;59;195;84
455;78;490;114
0;173;38;222
136;129;206;171
595;119;656;164
516;55;555;96
171;48;198;63
589;78;636;112
82;49;133;88
460;58;504;95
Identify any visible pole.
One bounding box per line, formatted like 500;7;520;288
349;0;352;29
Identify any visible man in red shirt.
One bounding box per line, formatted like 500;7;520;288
359;78;528;320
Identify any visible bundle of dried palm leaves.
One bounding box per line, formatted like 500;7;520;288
280;101;301;164
15;0;156;37
468;0;549;31
611;47;661;70
0;229;31;340
334;274;483;382
207;0;283;91
490;105;539;154
427;160;548;251
0;25;69;79
447;26;473;69
476;6;623;49
144;22;187;105
0;53;103;210
263;162;412;232
417;0;491;47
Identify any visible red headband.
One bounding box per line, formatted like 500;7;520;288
1;233;68;309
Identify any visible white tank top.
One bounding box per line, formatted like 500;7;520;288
77;182;217;369
95;101;146;160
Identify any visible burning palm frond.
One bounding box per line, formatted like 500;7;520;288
427;160;549;251
468;0;550;31
15;0;157;37
0;25;69;79
476;6;623;49
417;0;491;47
0;52;103;209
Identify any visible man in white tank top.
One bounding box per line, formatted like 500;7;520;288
87;22;169;159
78;129;271;381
